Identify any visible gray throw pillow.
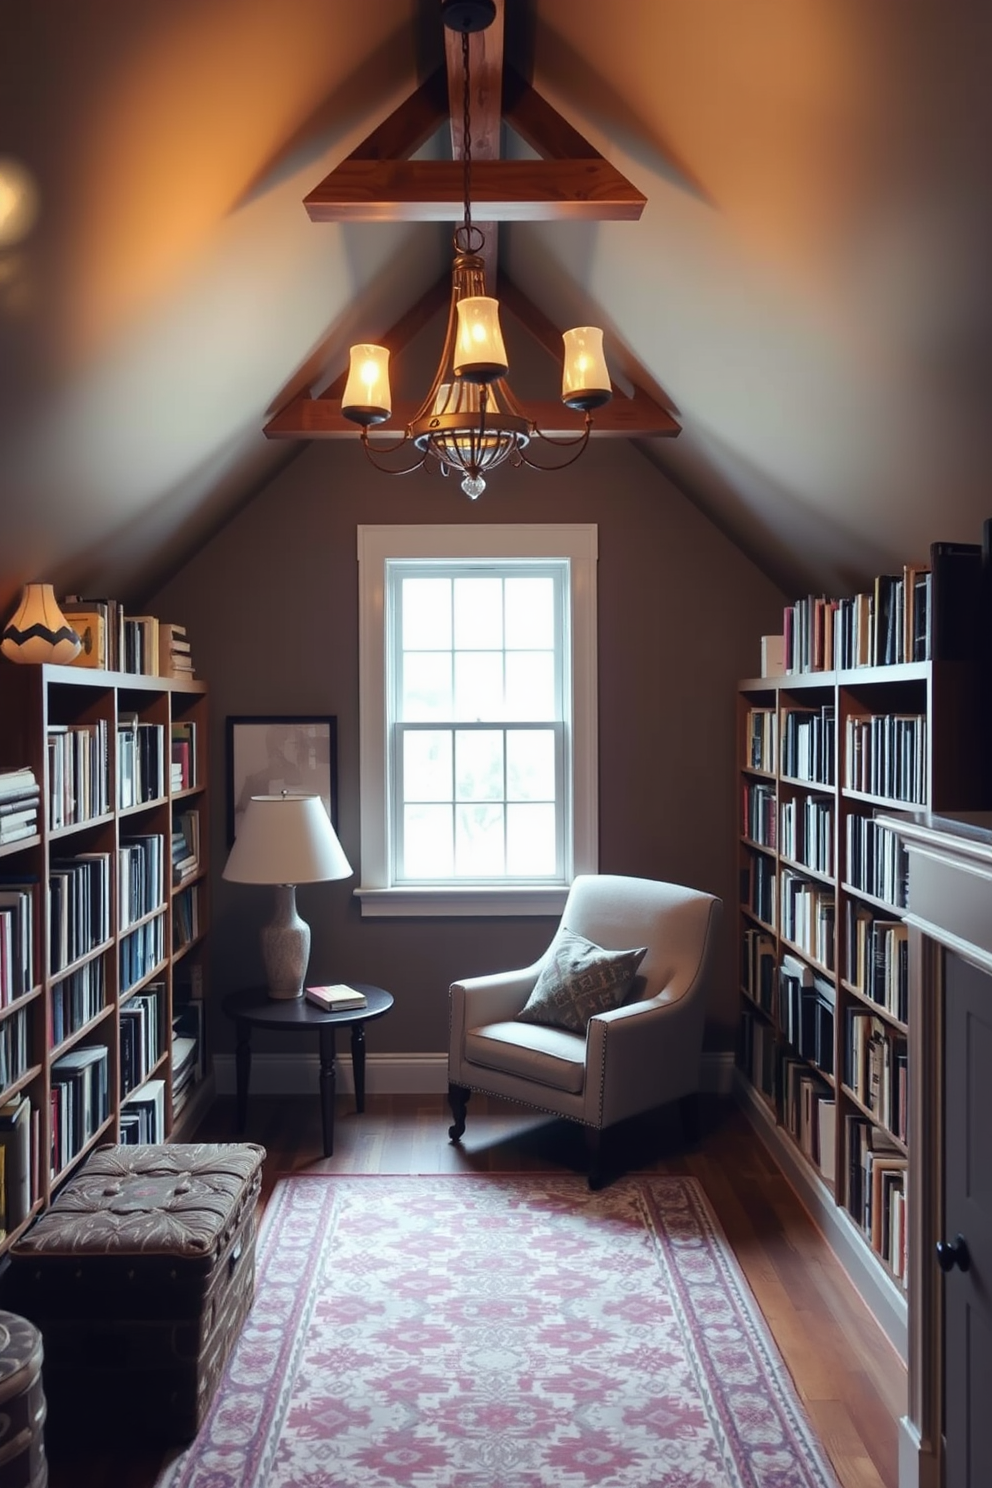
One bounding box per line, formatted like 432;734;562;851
516;928;648;1033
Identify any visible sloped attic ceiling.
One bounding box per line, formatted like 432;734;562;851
1;0;990;621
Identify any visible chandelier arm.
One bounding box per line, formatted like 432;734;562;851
515;416;593;471
359;429;428;476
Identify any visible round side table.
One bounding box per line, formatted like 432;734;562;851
221;984;393;1157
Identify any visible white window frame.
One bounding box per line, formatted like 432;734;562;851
356;524;598;917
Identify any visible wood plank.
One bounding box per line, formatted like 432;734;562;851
444;3;503;163
346;66;449;162
303;158;646;221
264;389;678;440
502;65;604;161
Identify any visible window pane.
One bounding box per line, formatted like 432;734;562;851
454;576;503;649
453;652;503;721
455;804;504;876
505;652;556;720
505;577;554;649
402;578;451;649
403;730;452;802
507;730;556;801
507;803;558;875
455;730;503;801
403;805;453;877
402;653;452;721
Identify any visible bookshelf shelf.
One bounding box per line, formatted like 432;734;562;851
0;661;213;1252
737;634;989;1353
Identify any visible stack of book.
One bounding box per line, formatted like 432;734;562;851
159;623;194;679
0;767;39;847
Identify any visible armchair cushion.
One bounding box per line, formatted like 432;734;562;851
515;928;647;1034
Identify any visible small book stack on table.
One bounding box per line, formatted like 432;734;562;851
305;984;367;1011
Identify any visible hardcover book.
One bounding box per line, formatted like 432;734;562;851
305;984;367;1011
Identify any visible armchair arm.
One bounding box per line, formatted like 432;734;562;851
448;964;543;1085
584;980;708;1127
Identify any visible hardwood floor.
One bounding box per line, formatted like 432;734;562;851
46;1093;906;1488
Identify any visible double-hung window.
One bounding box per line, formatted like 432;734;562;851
357;525;598;916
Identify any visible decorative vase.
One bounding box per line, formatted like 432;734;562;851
1;584;82;664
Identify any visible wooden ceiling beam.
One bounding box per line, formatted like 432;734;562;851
303;159;644;221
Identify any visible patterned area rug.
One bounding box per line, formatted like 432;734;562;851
158;1174;841;1488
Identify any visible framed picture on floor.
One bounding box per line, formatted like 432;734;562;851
226;715;338;844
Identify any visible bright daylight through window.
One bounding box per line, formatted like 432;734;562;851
357;526;598;917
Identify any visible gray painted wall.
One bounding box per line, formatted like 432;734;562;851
151;435;786;1060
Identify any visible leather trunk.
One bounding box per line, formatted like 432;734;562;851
3;1142;265;1446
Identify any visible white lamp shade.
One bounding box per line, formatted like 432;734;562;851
342;343;392;426
222;794;352;885
1;583;81;665
561;326;612;411
454;296;508;383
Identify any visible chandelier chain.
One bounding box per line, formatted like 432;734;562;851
461;30;472;242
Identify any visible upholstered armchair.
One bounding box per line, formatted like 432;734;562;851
447;874;722;1186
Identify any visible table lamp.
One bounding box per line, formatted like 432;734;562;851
222;793;352;1000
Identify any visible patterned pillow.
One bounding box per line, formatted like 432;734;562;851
516;928;648;1033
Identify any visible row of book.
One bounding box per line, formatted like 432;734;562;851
781;1054;835;1181
780;868;835;971
744;854;776;926
46;722;110;830
118;833;165;929
119;915;166;995
172;808;200;884
780;793;833;877
844;905;908;1022
742;780;776;848
173;884;201;952
779;953;835;1076
51;959;106;1049
845;1008;908;1141
62;598;196;680
172;997;205;1118
0;883;34;1006
844;712;927;805
120;1077;166;1143
847;1115;907;1285
49;853;112;975
0;1007;30;1091
0;767;40;847
43;717;198;830
780;706;836;787
844;814;909;908
50;1044;109;1176
780;539;987;677
120;984;163;1096
0;1093;35;1238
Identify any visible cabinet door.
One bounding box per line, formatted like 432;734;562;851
944;954;992;1488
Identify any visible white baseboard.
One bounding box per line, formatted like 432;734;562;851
212;1048;737;1099
734;1070;908;1362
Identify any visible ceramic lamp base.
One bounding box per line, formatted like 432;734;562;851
261;884;310;999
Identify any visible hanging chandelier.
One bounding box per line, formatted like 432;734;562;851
339;0;613;499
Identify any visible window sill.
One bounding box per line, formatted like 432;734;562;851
354;886;568;918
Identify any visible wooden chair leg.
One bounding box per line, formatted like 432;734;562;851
586;1127;606;1190
448;1083;471;1143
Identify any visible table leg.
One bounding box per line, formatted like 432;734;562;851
350;1022;367;1113
234;1019;251;1133
318;1024;337;1157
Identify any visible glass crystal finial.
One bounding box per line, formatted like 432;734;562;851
461;474;486;500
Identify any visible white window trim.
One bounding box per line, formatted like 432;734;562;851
356;523;598;917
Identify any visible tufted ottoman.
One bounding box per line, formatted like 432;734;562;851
2;1143;265;1446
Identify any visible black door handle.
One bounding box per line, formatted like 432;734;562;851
935;1234;971;1273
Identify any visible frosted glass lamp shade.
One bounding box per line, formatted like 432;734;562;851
223;794;352;1000
1;584;81;664
342;344;392;426
454;297;508;383
561;326;612;412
